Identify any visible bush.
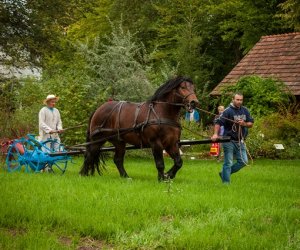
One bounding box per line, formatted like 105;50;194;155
247;105;300;159
221;75;291;117
0;77;43;138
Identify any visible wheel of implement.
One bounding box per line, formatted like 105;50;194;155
6;142;26;172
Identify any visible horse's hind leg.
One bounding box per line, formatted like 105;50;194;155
113;141;129;178
80;143;103;176
165;145;183;179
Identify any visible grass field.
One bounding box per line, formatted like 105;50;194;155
0;155;299;249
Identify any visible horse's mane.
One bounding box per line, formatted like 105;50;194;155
149;76;194;102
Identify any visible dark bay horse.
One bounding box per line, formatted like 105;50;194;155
79;76;199;180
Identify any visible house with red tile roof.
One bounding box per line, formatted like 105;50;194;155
211;32;300;100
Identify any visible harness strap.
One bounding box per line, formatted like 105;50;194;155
133;102;145;128
91;101;126;137
99;102;123;129
116;101;126;140
90;118;181;142
145;118;181;129
147;103;160;129
142;103;152;132
90;102;181;141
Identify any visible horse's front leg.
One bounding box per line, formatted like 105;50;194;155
165;144;183;179
151;143;166;181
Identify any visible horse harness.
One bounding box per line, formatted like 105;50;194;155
90;101;181;141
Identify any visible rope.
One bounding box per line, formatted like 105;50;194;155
182;124;210;139
195;106;237;124
237;124;253;166
195;106;253;166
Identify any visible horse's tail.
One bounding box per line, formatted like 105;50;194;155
79;111;105;176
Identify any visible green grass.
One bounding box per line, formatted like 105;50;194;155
0;156;299;249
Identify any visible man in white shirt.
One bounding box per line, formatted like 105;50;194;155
39;94;63;150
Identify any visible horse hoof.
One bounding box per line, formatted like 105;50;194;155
160;173;171;182
165;173;176;180
158;176;165;182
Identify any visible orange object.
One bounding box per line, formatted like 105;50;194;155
15;142;25;155
209;143;220;156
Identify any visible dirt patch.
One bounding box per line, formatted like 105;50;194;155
160;215;174;223
0;227;27;237
59;236;114;250
59;236;73;247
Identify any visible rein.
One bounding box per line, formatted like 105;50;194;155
152;101;185;106
195;107;253;166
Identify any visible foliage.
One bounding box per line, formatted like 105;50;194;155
0;158;299;249
277;0;300;31
67;0;113;43
0;0;85;67
60;0;293;93
1;0;295;80
211;0;291;54
10;78;44;137
247;104;300;159
147;0;240;91
0;77;44;138
40;65;101;144
221;76;292;117
78;21;155;102
0;76;19;113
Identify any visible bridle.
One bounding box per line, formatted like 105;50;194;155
174;85;198;110
175;90;196;102
151;85;198;110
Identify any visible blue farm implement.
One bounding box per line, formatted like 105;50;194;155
5;134;70;173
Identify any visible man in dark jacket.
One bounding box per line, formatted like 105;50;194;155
211;93;254;183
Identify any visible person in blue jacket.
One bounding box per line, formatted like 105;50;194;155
211;93;254;183
185;109;200;124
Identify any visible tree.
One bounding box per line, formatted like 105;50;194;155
210;0;291;54
0;0;93;67
78;22;155;102
278;0;300;31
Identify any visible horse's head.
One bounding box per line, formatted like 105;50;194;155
150;76;199;112
175;81;199;112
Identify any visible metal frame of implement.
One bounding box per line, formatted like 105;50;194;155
50;137;231;157
6;134;70;173
5;133;230;173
